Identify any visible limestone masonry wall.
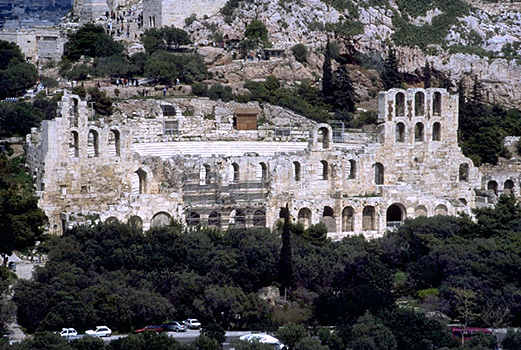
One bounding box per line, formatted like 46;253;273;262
26;88;484;238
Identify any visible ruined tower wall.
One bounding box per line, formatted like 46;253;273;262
142;0;227;28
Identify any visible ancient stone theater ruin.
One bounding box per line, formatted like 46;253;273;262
26;87;481;238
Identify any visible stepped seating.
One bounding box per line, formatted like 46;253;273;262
132;141;308;159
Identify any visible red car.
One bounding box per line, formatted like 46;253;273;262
134;325;164;333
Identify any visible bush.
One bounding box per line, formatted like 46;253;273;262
72;85;87;99
291;44;308;64
191;82;208;96
208;84;234;102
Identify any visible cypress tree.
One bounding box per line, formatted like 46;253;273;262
382;48;402;90
423;61;431;88
279;203;293;295
331;64;358;113
322;38;333;103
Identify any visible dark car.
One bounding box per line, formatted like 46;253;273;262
161;321;186;332
134;325;164;333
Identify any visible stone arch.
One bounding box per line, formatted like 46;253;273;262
488;180;498;195
87;129;99;157
321;206;336;232
459;198;468;205
235;209;246;227
293;161;301;181
208;211;221;228
432;122;441;141
108;129;121;157
433;91;442;116
186;211;201;229
69;131;79;158
395;122;405;142
71;97;79;127
231;162;240;182
386;203;405;229
348;159;356;179
414;205;427;217
395;92;405;117
318;126;330;149
415;91;425;116
459;163;469;182
320;160;329;180
342;206;354;231
434;204;448;216
374;162;384;185
105;216;119;224
504;179;515;195
128;215;143;230
253;209;266;227
132;168;148;194
362;206;376;230
414;122;424;141
257;162;268;182
298;208;312;229
151;211;172;228
200;164;211;185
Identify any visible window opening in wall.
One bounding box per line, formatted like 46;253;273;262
434;204;448;215
109;130;120;157
128;216;143;230
81;186;88;193
187;211;200;229
151;212;172;228
415;91;425;116
318;127;330;149
132;169;147;194
231;163;240;182
298;208;311;229
488;180;498;195
200;164;211;185
320;160;329;180
386;204;404;229
164;120;179;138
504;179;515;195
235;209;246;227
208;211;221;228
432;122;441;141
348;160;356;179
257;162;268;182
375;162;384;185
395;92;405;117
362;206;375;230
395;122;405;142
414;123;424;142
433;91;442;116
253;209;266;227
342;206;354;231
293;161;301;181
321;206;335;232
60;185;67;197
87;130;99;157
69;131;79;158
414;205;427;217
459;163;469;181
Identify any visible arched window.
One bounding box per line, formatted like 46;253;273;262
127;216;143;230
321;206;335;232
87;130;99;157
232;162;239;182
395;122;405;142
318;127;330;149
298;208;311;229
150;212;172;228
200;164;211;185
488;181;498;195
434;204;448;215
342;206;354;231
108;129;121;157
459;163;469;181
375;162;384;185
414;205;427;217
432;122;441;141
69;131;79;158
257;162;268;182
187;211;200;229
293;161;301;181
362;206;375;230
235;209;246;227
504;179;515;195
71;98;79;127
320;160;329;180
208;211;221;228
132;168;147;194
253;209;266;227
386;204;404;229
414;122;424;142
433;91;442;116
415;91;425;116
395;92;405;117
348;160;356;179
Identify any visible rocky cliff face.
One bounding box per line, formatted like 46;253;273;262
184;0;521;108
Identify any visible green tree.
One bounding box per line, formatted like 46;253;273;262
423;61;431;88
279;204;294;295
381;49;402;90
330;64;358;113
276;323;307;350
65;24;124;61
245;20;268;46
322;39;333;102
87;87;113;115
201;323;226;345
350;312;397;350
291;44;308;64
0;40;38;99
144;51;208;85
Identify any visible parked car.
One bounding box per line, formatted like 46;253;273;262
134;325;163;333
161;321;186;332
182;319;201;329
85;326;112;337
59;328;78;337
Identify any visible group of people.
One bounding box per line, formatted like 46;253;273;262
103;9;142;38
115;78;139;87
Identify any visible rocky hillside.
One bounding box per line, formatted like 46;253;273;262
180;0;521;108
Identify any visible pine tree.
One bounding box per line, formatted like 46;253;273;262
322;38;333;103
381;48;402;90
331;64;358;113
279;203;293;295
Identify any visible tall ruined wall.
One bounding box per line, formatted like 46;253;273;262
142;0;227;28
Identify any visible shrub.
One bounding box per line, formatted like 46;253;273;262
191;82;208;96
291;44;308;64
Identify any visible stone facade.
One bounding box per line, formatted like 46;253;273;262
26;88;481;238
0;28;66;64
142;0;227;28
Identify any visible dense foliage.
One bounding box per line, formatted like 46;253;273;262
141;26;191;54
0;40;38;99
64;24;124;61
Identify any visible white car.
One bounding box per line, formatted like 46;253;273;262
85;326;112;337
182;318;202;329
59;328;78;337
239;333;285;349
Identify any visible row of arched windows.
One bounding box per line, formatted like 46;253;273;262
394;91;442;117
395;122;441;142
186;209;266;229
487;179;515;195
69;129;121;158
